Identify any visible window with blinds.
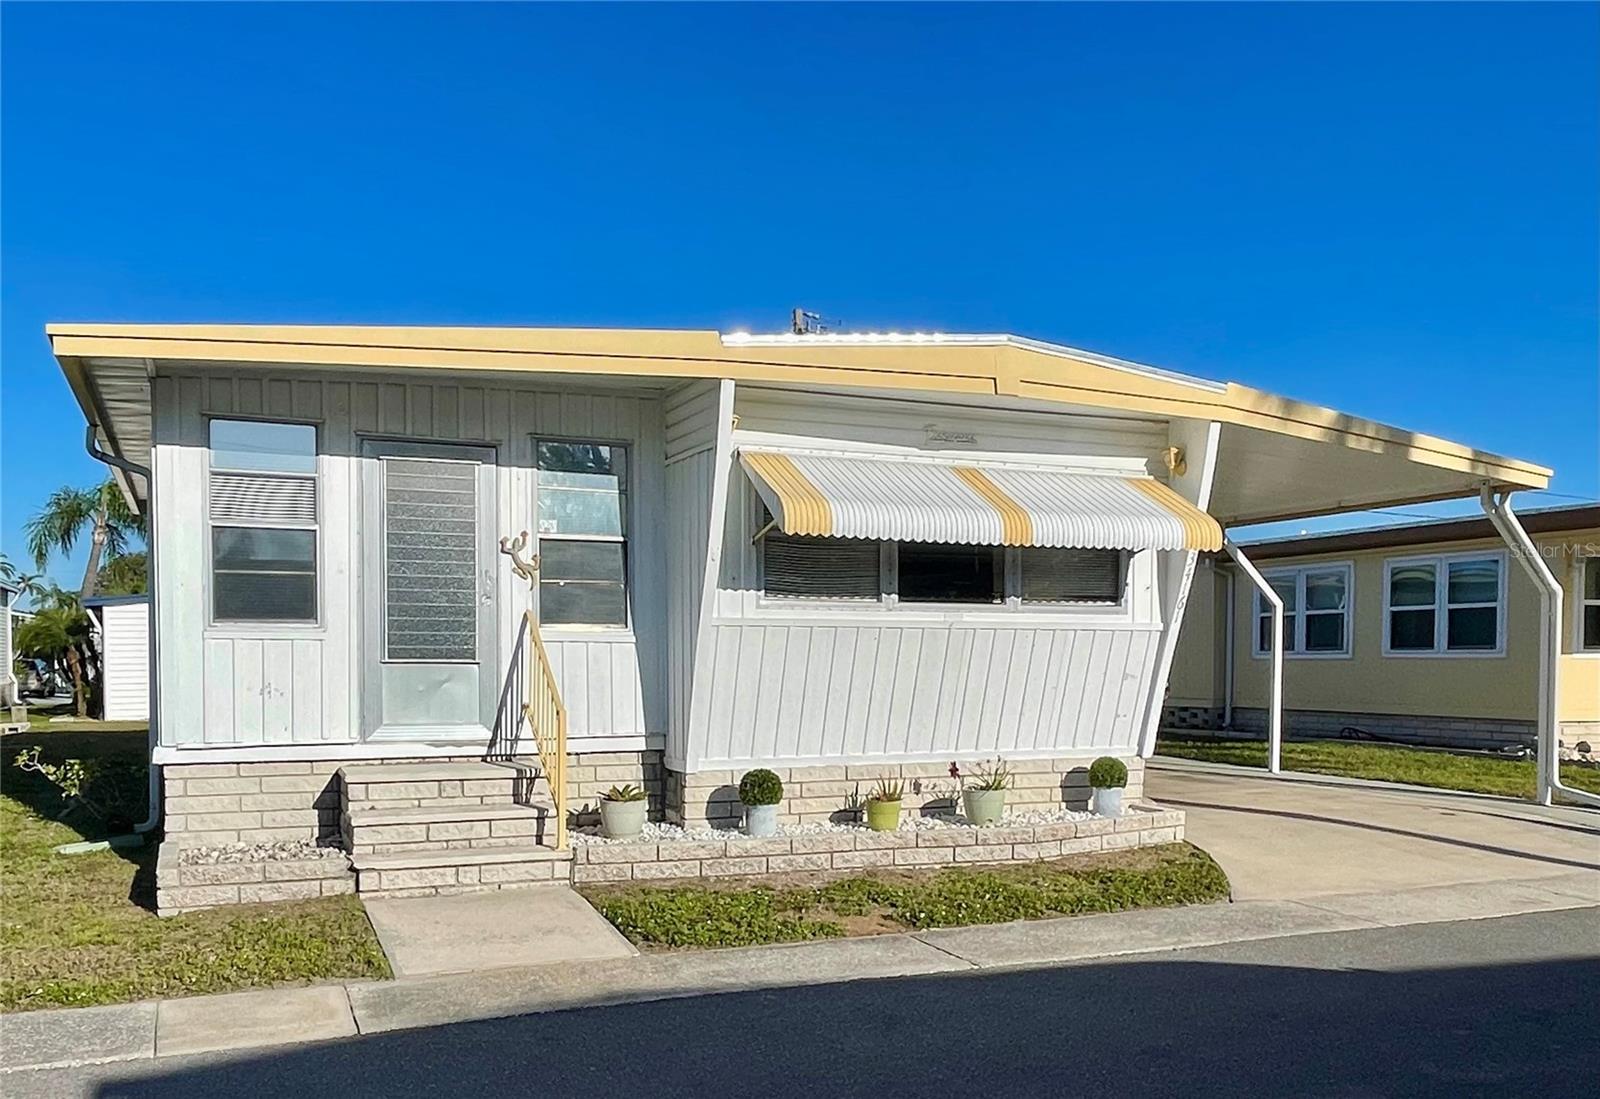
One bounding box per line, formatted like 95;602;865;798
763;534;882;600
757;503;1132;611
208;420;319;623
1019;547;1125;605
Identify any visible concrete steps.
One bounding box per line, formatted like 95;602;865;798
338;759;568;896
351;845;573;898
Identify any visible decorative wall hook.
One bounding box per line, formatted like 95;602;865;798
499;531;539;585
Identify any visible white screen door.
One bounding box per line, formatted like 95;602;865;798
361;440;498;737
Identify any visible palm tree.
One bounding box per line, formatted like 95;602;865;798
13;589;97;718
25;480;145;599
0;553;47;602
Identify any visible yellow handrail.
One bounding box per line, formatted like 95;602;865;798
520;609;568;850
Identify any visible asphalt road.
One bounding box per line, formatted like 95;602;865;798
12;908;1597;1098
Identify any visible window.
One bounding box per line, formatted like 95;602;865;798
759;515;1126;610
1581;557;1600;652
535;441;627;627
1252;564;1351;657
208;420;318;622
764;534;880;600
898;544;1002;604
1384;552;1504;655
1019;547;1125;605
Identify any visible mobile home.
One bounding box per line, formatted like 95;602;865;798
50;323;1564;908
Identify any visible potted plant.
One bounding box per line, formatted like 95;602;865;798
1088;756;1128;818
956;758;1011;825
864;777;904;831
738;768;784;837
598;783;648;839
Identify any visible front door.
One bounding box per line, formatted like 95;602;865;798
361;440;498;738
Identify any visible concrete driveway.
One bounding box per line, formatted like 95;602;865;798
1146;757;1600;902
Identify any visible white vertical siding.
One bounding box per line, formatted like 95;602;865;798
691;622;1161;767
664;380;732;769
682;386;1179;770
98;602;151;722
153;368;667;751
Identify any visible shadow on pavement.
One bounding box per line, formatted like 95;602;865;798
1158;796;1599;872
86;954;1598;1098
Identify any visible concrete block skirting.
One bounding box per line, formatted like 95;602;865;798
666;756;1147;831
1174;708;1538;751
155;842;354;916
571;805;1185;883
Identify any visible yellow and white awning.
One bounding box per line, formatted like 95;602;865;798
740;449;1222;552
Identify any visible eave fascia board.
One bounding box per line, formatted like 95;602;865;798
46;323;1550;495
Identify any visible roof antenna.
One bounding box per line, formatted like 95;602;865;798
791;308;830;335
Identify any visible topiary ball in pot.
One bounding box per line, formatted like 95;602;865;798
1087;755;1128;819
738;768;784;836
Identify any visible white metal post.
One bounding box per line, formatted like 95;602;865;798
1225;539;1283;773
1222;568;1235;729
1480;486;1600;810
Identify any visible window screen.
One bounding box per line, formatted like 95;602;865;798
764;534;881;600
1019;548;1124;604
383;458;478;661
208;419;319;623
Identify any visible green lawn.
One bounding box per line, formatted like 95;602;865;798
1;726;390;1013
1156;735;1600;801
580;843;1229;949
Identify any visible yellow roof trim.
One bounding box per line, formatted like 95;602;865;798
46;323;1550;491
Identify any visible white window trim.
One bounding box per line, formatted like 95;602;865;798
1250;562;1354;660
1576;553;1600;656
1382;549;1508;658
205;417;323;630
532;435;633;635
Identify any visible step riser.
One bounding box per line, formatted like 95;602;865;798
344;819;550;850
353;836;555;857
346;780;545;801
355;862;566;896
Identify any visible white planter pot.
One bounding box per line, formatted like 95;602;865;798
599;798;647;839
1091;786;1124;819
743;803;779;837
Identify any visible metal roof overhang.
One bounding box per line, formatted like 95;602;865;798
740;448;1223;552
46;325;1553;526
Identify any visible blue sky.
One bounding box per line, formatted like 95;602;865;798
3;3;1595;594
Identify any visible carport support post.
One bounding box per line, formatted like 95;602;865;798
1224;539;1282;774
1479;486;1600;810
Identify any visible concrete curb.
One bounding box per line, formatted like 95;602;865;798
4;872;1595;1074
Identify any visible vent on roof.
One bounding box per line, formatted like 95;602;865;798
209;472;317;526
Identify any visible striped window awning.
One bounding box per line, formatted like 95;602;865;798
740;449;1222;552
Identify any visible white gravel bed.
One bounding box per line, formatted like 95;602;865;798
573;805;1102;845
178;839;347;865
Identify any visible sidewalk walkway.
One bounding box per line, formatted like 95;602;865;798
5;871;1596;1074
